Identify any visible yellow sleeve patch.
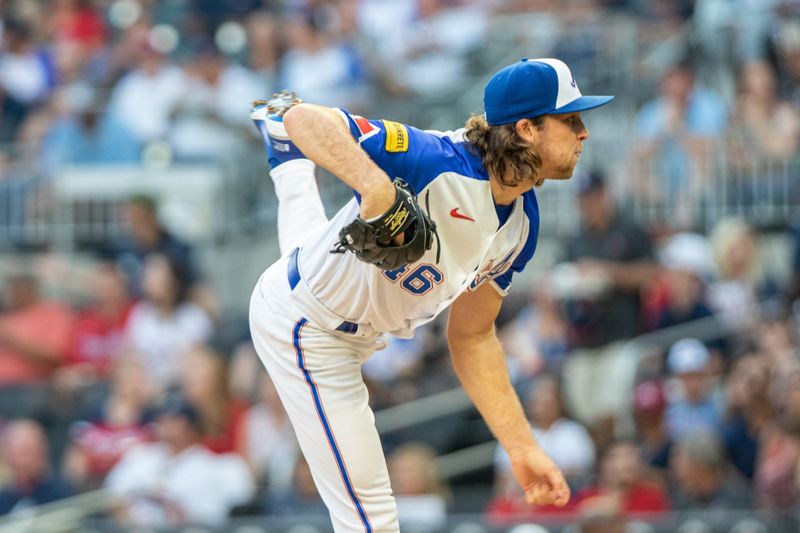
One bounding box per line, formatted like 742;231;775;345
382;120;409;153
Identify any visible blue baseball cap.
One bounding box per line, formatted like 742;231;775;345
484;58;614;126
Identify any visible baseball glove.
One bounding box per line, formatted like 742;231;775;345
331;179;439;270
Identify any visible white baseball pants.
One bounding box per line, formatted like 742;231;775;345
249;161;400;532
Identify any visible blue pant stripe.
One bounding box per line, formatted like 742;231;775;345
292;318;372;532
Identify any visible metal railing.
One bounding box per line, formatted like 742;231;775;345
3;144;795;252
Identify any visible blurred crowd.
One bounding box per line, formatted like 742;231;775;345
1;0;800;531
484;172;800;530
0;0;798;246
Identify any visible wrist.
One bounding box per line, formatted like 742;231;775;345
506;439;542;460
359;178;396;219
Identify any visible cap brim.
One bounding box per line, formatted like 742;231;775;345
552;95;614;114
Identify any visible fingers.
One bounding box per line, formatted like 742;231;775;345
523;470;571;507
548;469;571;507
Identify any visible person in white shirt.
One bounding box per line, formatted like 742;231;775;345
105;395;255;528
125;253;213;392
107;37;185;146
495;374;596;489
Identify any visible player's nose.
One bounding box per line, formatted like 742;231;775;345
578;126;589;141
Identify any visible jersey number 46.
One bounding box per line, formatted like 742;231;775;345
383;264;444;295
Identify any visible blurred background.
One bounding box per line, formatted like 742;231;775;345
0;0;799;532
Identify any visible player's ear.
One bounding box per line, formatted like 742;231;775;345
514;118;540;143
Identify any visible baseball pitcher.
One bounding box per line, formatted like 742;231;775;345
249;58;613;532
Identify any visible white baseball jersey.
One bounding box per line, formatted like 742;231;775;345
288;109;540;338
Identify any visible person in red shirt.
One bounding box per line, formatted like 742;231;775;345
0;273;74;418
180;345;248;455
574;440;671;517
62;356;157;491
64;262;134;379
48;0;107;53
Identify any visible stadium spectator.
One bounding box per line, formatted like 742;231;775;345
124;253;214;392
664;339;724;441
62;356;156;491
0;18;55;143
0;420;74;514
708;218;780;328
41;83;140;168
169;38;265;161
243;9;281;92
46;261;135;447
723;353;772;480
648;232;715;331
59;261;134;383
47;0;108;55
45;0;108;87
180;345;248;455
754;414;800;510
388;442;449;531
104;393;255;527
391;0;488;98
632;60;727;223
574;440;670;516
633;379;672;472
670;431;751;512
106;24;185;147
728;61;799;163
279;12;366;108
0;17;55;144
354;0;416;76
768;354;800;422
559;171;656;436
112;194;210;310
0;272;74;419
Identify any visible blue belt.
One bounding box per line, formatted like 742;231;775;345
287;247;359;335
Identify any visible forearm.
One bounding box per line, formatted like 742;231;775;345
449;328;538;457
283;104;394;217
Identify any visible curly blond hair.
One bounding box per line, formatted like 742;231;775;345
463;114;544;187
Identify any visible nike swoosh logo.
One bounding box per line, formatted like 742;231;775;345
450;207;475;222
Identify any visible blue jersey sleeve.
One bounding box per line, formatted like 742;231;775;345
337;108;479;194
490;191;540;294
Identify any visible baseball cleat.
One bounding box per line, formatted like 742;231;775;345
251;91;305;168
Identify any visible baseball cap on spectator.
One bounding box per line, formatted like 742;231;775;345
659;232;715;280
633;379;667;414
668;338;710;375
484;58;614;126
